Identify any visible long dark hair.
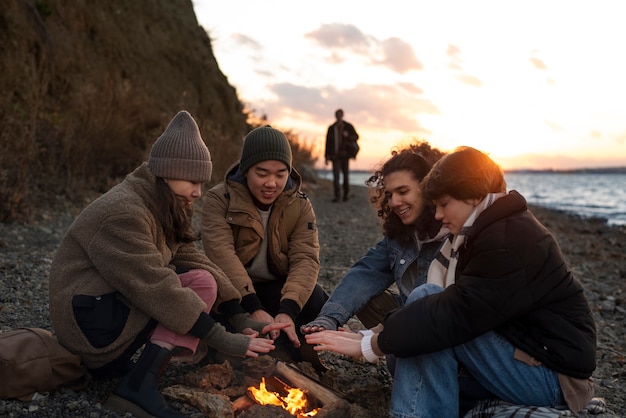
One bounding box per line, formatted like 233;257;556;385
153;177;197;243
366;140;445;244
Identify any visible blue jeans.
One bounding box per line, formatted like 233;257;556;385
390;283;565;418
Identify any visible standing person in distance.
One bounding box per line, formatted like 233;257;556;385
49;111;285;418
325;108;359;202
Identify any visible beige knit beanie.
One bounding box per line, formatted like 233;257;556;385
148;110;212;182
239;125;292;174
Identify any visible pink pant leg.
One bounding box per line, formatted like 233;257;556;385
150;269;218;356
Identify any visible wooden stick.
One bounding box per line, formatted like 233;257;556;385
273;361;344;406
231;394;255;412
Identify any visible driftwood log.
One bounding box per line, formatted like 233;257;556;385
233;360;348;416
273;361;344;406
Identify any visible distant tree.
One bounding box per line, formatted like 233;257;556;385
245;112;319;170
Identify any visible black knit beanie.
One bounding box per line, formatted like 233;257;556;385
239;125;292;174
148;110;212;182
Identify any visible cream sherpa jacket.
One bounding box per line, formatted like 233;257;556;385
49;163;240;368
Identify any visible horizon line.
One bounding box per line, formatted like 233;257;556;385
317;166;626;174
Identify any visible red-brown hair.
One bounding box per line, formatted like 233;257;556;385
422;146;506;202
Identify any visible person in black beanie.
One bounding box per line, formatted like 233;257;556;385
202;125;328;368
50;111;286;418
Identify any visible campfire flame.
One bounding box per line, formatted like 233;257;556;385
248;377;319;416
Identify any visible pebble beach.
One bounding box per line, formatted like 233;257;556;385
0;179;623;417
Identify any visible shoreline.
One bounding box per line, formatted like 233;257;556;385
315;170;626;228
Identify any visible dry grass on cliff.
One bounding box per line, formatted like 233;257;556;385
0;0;251;223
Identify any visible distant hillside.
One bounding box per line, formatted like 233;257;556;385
0;0;249;222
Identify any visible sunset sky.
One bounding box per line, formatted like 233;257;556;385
193;0;626;171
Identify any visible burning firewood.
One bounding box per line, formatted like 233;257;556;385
273;361;344;407
236;360;351;417
171;356;360;416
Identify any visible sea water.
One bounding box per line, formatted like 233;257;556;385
316;170;626;226
504;172;626;226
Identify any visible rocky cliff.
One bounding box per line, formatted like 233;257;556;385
0;0;248;221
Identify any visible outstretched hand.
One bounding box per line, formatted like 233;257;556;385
241;321;290;338
242;331;275;357
250;310;299;346
275;313;299;348
241;323;290;357
300;315;338;334
304;329;363;358
251;309;275;336
300;323;325;334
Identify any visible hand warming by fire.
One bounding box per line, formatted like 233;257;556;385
304;328;365;358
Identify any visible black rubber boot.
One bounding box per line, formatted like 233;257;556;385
104;342;186;418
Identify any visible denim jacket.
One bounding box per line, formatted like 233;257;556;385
319;230;446;326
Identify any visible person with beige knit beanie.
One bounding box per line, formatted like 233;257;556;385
49;111;287;418
202;125;329;370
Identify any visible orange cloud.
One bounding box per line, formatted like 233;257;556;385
378;37;423;73
305;23;369;52
530;56;548;70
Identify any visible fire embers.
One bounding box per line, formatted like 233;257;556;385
248;376;319;417
163;356;355;417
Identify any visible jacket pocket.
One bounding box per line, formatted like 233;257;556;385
72;292;130;348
